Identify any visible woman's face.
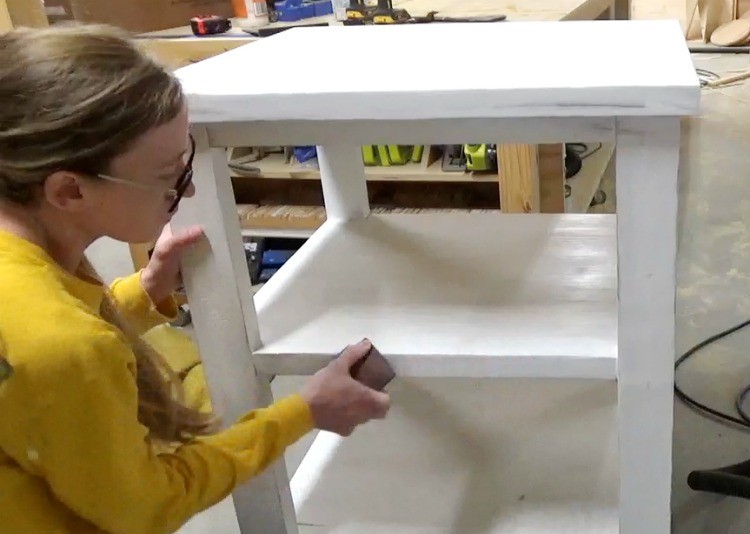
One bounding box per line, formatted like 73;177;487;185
91;105;196;244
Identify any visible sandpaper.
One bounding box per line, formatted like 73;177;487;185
349;345;395;392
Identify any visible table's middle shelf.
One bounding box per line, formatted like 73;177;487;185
252;212;618;379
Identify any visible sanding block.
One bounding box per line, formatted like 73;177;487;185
348;344;395;391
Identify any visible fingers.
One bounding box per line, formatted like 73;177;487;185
370;390;391;419
152;226;205;261
166;226;204;251
335;339;372;370
359;386;390;420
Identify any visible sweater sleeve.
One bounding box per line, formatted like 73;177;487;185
0;324;313;534
109;271;179;334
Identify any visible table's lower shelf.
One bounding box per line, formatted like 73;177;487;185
290;377;619;533
253;212;618;379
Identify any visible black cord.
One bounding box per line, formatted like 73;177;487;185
567;142;603;160
696;68;720;88
675;317;750;429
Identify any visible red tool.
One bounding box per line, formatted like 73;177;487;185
190;15;232;36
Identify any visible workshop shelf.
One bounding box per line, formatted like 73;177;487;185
253;212;618;379
229;149;508;183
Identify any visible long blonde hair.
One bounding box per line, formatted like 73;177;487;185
0;25;218;442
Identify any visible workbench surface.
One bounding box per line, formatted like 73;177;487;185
175;20;699;123
138;0;618;70
141;0;614;38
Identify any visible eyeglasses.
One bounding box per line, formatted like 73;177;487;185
96;134;196;214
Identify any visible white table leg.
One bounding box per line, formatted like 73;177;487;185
317;144;369;220
174;126;298;534
615;117;680;534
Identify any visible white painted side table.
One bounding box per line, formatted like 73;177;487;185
173;20;700;533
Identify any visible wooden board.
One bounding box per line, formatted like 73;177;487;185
395;0;612;21
632;0;685;25
539;144;566;213
253;213;618;379
687;0;739;40
175;21;699;124
568;143;615;213
615;117;681;534
498;144;539;213
0;0;13;32
5;0;47;28
710;17;750;44
137;37;251;70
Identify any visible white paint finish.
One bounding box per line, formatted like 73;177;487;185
164;18;697;532
317;144;370;220
206;117;616;148
253;213;618;379
176;21;699;123
291;378;619;533
172;128;298;534
615;117;681;533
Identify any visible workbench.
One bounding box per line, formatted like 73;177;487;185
138;0;620;68
173;19;699;534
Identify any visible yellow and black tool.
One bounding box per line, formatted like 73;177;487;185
373;0;409;23
345;2;507;25
362;145;378;166
361;144;422;166
464;144;497;172
346;0;370;20
345;0;411;24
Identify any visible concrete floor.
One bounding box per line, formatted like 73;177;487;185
671;53;750;534
86;53;750;533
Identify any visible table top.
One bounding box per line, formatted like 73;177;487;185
176;20;700;123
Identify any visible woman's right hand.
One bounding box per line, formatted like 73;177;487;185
300;339;391;436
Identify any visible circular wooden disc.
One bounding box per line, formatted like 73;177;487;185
710;19;750;46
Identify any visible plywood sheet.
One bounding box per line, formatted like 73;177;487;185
632;0;686;23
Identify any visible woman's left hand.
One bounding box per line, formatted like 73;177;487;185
140;225;204;304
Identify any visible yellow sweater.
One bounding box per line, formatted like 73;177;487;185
0;230;314;533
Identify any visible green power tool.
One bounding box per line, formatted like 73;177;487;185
464;144;497;172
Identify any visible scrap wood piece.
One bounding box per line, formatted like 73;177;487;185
710;18;750;44
687;0;701;37
498;144;540;214
4;0;48;28
0;1;11;32
702;0;727;42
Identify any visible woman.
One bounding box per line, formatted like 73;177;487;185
0;24;390;533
